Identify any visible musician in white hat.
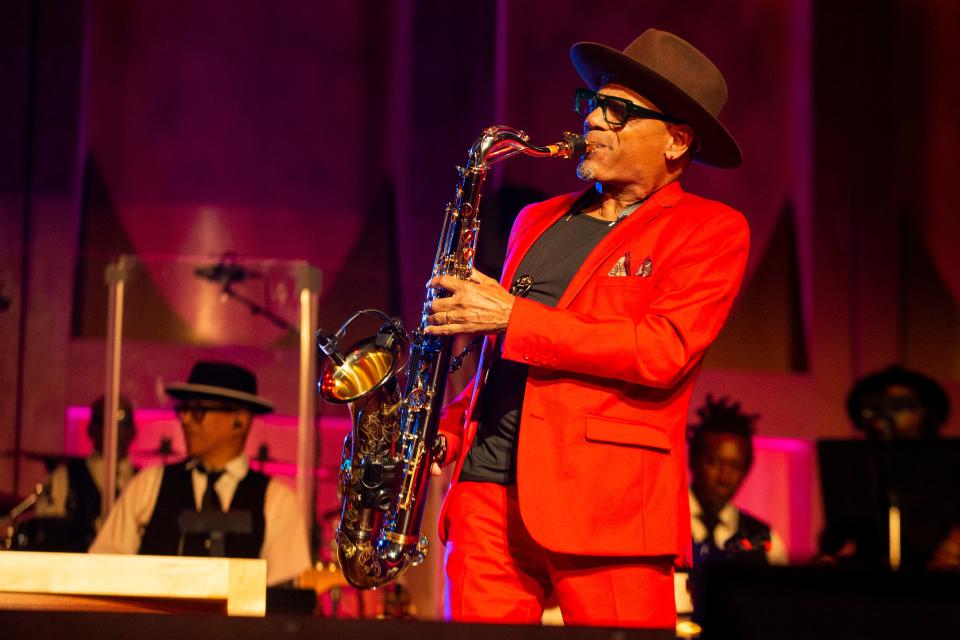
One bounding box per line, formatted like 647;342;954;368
90;361;311;586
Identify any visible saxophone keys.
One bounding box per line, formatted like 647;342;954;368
407;388;425;409
411;536;430;566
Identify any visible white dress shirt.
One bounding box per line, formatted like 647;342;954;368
90;454;312;585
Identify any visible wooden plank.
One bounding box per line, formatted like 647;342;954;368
0;592;223;615
0;551;266;617
225;554;267;616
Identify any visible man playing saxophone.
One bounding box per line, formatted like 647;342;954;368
424;28;750;628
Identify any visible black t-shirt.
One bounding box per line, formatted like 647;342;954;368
459;194;616;484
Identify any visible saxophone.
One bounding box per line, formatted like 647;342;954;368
318;126;585;589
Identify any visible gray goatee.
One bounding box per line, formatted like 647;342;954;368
576;160;594;182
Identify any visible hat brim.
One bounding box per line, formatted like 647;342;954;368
166;383;274;414
570;42;742;169
846;368;950;427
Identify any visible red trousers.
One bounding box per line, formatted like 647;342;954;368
443;481;676;628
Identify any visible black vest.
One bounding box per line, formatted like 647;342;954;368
65;458;101;550
138;461;268;558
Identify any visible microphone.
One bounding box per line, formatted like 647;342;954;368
193;262;261;284
317;330;345;366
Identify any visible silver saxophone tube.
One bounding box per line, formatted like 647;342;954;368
318;127;585;589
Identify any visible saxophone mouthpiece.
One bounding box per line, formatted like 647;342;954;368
565;133;588;157
538;133;586;158
551;132;589;158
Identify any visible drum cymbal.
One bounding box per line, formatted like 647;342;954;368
248;444;338;479
131;442;182;458
0;450;83;465
23;451;83;464
250;458;339;481
251;443;285;465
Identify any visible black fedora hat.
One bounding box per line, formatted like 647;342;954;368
570;28;741;169
166;361;274;414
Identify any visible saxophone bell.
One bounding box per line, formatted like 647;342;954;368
317;314;407;404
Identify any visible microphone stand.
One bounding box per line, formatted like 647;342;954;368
194;252;296;333
0;483;47;532
220;282;297;333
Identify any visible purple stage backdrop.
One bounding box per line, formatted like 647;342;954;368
1;0;959;582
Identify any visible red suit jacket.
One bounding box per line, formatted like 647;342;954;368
437;181;750;564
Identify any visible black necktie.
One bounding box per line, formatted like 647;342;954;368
200;468;225;512
699;513;722;557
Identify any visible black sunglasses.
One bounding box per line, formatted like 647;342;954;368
174;401;241;422
574;88;682;127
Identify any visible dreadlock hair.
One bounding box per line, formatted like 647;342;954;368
687;394;760;472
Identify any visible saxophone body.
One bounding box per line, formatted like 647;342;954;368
318;126;585;589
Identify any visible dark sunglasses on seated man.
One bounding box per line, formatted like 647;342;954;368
173;401;243;423
574;88;683;127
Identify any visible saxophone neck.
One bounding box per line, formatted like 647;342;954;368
470;127;587;168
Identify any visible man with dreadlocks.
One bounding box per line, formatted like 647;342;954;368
686;395;787;565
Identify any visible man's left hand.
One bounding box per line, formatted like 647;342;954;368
424;269;514;336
